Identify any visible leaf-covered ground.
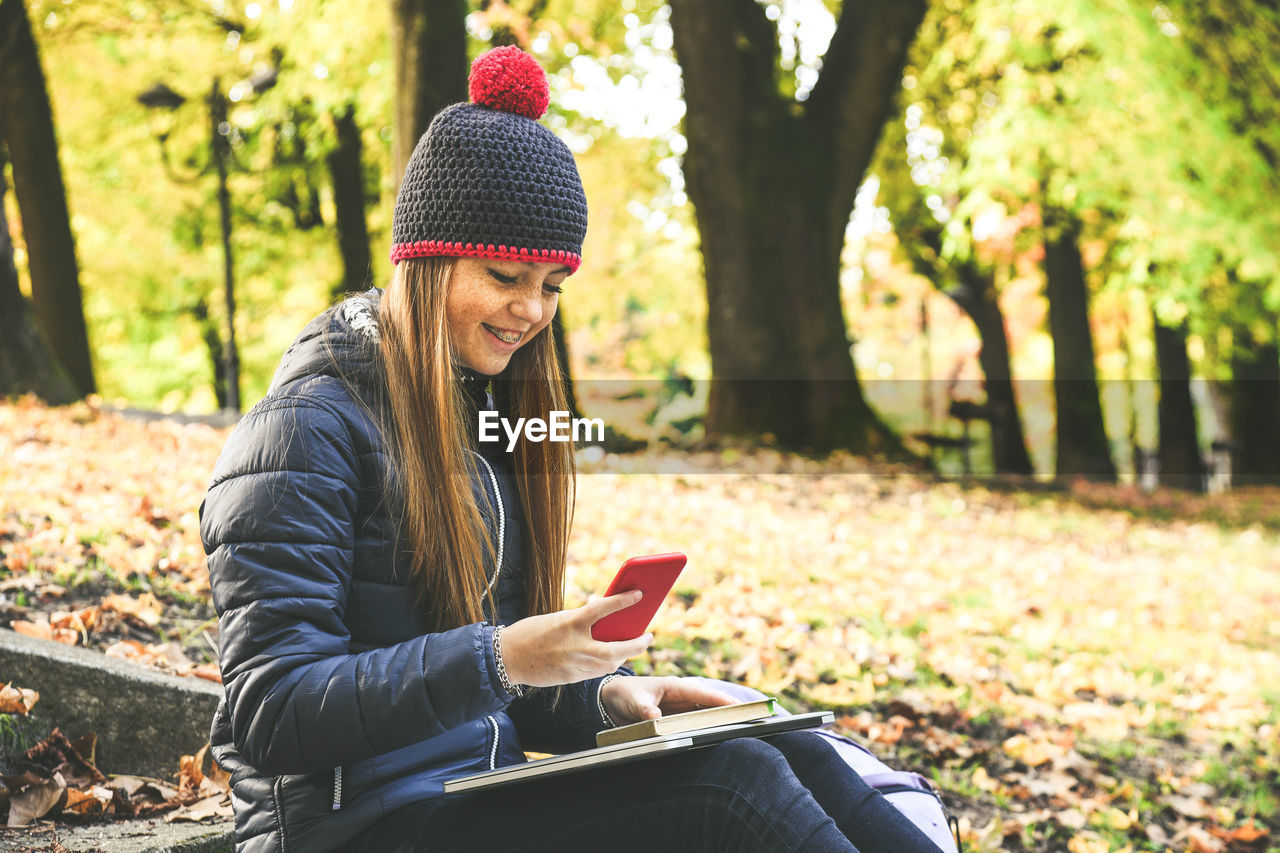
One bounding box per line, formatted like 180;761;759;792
1;397;1278;851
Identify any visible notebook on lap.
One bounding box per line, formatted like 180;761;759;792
444;710;834;793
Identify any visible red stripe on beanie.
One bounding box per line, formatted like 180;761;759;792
390;240;581;273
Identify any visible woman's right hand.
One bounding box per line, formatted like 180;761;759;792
499;591;652;688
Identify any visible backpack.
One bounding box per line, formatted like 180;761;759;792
686;678;961;853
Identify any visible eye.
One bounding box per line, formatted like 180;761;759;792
488;268;519;285
543;282;564;294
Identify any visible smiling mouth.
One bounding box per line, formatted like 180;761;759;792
483;324;524;345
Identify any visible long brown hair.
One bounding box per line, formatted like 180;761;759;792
378;257;575;631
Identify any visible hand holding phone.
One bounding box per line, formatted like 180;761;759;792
590;553;686;642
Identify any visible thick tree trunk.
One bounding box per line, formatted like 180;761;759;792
328;105;373;299
1043;214;1116;481
391;0;468;189
0;157;76;403
669;0;925;453
1229;325;1280;485
1153;316;1204;491
0;0;94;397
947;264;1035;475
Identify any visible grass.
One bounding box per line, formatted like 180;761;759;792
4;400;1280;850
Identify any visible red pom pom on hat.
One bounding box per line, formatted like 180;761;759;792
468;45;550;120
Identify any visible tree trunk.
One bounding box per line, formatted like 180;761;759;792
1043;213;1115;481
0;154;76;403
669;0;925;453
947;264;1035;475
1153;315;1204;491
0;0;94;397
1229;324;1280;485
328;104;373;299
210;80;240;414
192;297;227;410
391;0;468;189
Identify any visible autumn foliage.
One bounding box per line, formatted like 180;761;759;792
1;398;1278;849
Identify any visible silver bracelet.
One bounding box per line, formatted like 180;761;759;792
597;674;621;728
492;625;524;698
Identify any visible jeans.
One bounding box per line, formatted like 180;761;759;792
342;732;943;852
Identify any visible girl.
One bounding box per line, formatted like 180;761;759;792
201;45;943;853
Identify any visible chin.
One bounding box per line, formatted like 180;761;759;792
464;356;513;376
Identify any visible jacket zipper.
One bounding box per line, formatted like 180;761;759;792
273;776;290;852
331;765;342;811
485;715;500;770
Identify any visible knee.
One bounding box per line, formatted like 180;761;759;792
693;738;800;800
683;740;835;851
769;731;876;802
769;731;845;768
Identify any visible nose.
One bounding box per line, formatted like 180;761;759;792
509;288;544;325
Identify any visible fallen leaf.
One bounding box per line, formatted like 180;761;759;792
1023;768;1078;798
971;766;1001;793
25;729;106;788
164;793;233;823
1067;833;1109;853
105;639;147;659
6;770;66;827
70;733;98;768
0;682;39;714
1209;820;1268;842
1184;824;1226;853
50;606;100;643
178;749;205;794
1002;733;1061;767
1165;794;1213;820
192;663;222;683
100;592;163;628
63;786;107;817
10;620;54;641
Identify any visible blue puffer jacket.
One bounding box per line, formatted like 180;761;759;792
200;292;619;852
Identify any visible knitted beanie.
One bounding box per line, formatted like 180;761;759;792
390;46;588;273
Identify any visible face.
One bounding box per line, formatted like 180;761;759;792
446;257;569;375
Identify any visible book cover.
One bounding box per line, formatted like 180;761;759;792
596;698;779;747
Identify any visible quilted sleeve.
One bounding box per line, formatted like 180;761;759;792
507;667;634;754
200;388;512;776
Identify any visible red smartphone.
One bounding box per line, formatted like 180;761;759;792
590;553;687;642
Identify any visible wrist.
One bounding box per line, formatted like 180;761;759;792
492;624;524;698
597;674;623;728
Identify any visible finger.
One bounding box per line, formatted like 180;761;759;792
685;686;738;707
581;588;644;620
659;682;738;711
613;632;653;659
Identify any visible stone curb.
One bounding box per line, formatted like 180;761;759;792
0;818;233;852
0;629;222;778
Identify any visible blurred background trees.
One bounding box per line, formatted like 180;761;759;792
1;0;94;400
3;0;1279;486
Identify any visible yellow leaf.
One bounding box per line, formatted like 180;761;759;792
971;766;1000;793
0;682;39;715
1067;832;1109;853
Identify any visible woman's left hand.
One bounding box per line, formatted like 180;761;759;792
600;676;737;726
